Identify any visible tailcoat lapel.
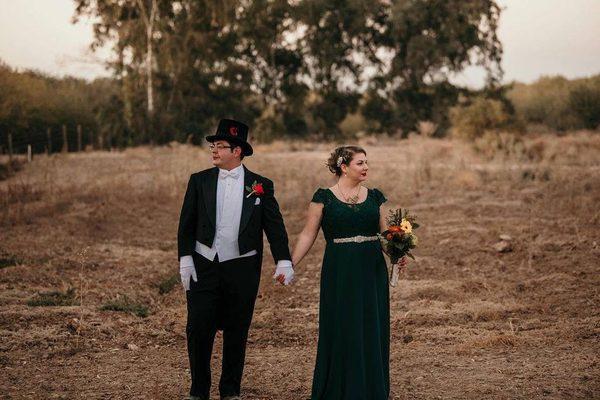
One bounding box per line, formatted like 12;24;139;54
203;167;218;227
239;166;256;233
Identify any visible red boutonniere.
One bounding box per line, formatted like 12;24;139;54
245;181;264;198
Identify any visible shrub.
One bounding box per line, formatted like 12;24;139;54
0;254;19;269
27;288;79;307
472;131;526;160
158;273;179;295
507;74;600;131
100;295;149;318
508;76;573;130
450;97;511;140
339;112;367;138
568;83;600;130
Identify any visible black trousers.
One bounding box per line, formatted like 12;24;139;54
186;251;261;399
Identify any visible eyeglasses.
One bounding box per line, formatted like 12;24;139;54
208;144;232;151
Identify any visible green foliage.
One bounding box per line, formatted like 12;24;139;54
568;81;600;130
0;2;506;146
0;254;19;269
507;76;575;131
68;0;503;141
385;208;419;229
450;97;511;140
100;295;149;318
27;288;79;307
379;208;419;263
507;75;600;131
363;0;502;134
0;61;113;153
157;273;179;295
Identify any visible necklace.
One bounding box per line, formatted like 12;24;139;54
337;182;361;205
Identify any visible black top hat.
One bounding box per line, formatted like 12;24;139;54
205;119;253;156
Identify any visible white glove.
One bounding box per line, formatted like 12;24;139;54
273;265;294;285
180;264;197;291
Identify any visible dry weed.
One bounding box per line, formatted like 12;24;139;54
0;132;598;399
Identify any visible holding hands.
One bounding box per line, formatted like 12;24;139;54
274;264;294;285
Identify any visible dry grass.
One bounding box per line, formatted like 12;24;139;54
1;132;599;399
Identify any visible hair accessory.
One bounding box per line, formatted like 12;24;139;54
336;156;344;167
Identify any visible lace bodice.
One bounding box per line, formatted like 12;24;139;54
311;188;387;243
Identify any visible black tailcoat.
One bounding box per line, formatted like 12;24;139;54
177;165;291;273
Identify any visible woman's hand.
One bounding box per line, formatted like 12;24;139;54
389;256;408;287
392;256;408;272
381;245;390;256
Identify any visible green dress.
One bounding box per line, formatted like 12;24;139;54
311;188;390;400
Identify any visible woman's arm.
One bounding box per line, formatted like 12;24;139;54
291;202;324;267
379;205;387;233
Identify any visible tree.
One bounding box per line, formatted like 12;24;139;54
135;0;158;115
363;0;503;135
72;0;503;141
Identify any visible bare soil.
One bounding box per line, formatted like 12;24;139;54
1;133;599;399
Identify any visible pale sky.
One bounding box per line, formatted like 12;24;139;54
0;0;599;87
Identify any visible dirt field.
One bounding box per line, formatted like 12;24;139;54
1;133;599;399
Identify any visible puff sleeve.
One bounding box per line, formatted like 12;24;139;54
311;188;327;204
372;188;387;206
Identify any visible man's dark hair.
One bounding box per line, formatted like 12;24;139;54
223;139;245;160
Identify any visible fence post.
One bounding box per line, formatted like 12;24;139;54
8;132;13;162
61;125;68;153
77;124;82;152
88;130;94;151
107;131;112;151
46;127;52;155
98;131;104;150
27;144;32;163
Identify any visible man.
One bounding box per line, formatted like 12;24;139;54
177;119;294;400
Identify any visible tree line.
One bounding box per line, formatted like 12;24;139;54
0;62;124;154
2;1;597;155
70;0;503;144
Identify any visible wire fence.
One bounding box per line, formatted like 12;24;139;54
0;125;116;163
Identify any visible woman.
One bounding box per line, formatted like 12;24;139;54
289;145;408;400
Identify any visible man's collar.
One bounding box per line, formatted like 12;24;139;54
219;163;242;172
218;164;244;179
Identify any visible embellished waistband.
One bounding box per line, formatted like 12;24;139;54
332;235;379;244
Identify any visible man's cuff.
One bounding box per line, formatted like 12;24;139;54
276;259;293;269
180;255;195;270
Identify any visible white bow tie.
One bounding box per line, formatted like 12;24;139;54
219;169;240;180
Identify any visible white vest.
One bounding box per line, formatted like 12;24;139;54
195;164;257;262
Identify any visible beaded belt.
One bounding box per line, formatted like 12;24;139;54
332;235;379;244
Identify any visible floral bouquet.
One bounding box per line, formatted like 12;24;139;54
378;209;419;287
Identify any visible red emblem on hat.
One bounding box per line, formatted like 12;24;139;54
229;126;238;136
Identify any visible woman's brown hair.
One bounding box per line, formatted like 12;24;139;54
326;145;367;176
